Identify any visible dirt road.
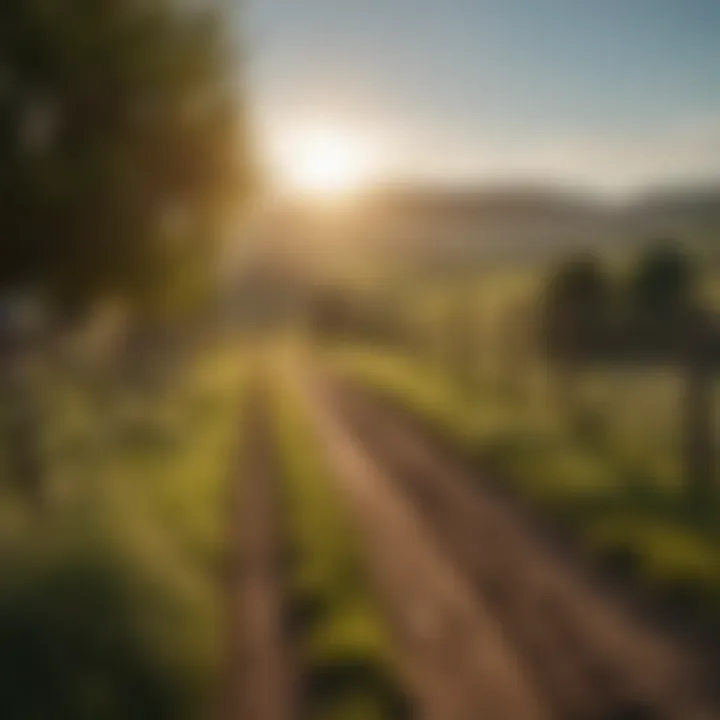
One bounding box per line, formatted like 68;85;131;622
308;374;718;720
218;392;294;720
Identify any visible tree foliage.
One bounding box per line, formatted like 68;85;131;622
542;254;610;357
628;240;695;319
0;0;248;317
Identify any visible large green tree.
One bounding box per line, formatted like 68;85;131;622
0;0;249;317
0;0;250;507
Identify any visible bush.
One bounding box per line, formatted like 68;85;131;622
0;536;209;720
0;340;246;719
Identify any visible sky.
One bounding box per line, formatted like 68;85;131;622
245;0;720;192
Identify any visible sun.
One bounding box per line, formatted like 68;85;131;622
274;128;372;199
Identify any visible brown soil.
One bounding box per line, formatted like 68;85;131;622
217;390;295;720
307;374;719;720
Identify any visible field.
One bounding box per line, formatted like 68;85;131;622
0;337;248;719
6;1;720;717
322;261;720;620
3;268;720;719
328;343;720;619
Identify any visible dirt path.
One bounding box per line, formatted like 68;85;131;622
218;390;295;720
308;374;718;720
308;379;549;720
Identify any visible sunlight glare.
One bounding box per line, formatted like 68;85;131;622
276;128;373;199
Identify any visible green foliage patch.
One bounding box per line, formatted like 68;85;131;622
269;372;409;720
0;342;246;719
330;345;720;623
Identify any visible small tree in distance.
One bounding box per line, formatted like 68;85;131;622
542;253;611;359
541;240;717;504
627;240;696;327
541;254;611;438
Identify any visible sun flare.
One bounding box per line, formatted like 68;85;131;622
274;128;373;199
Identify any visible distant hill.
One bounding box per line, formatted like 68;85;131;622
243;182;720;275
353;184;622;268
629;184;720;240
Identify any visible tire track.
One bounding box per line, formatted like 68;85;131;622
218;389;295;720
306;378;549;720
311;374;718;720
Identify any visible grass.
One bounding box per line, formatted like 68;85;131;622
328;343;720;624
0;337;247;719
269;367;409;720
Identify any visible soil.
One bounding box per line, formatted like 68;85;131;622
306;374;719;720
217;389;295;720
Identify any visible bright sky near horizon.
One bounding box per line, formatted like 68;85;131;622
245;0;720;192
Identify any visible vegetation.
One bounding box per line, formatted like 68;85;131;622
269;368;409;719
326;276;720;628
0;0;250;510
0;0;245;314
0;339;246;719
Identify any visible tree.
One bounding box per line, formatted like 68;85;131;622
540;244;716;504
628;240;695;324
542;254;610;359
0;0;249;317
0;0;250;506
540;254;612;439
626;241;711;505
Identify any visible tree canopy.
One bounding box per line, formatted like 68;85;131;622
541;254;610;357
0;0;249;317
628;240;695;319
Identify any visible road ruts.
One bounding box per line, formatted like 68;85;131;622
305;378;549;720
218;388;295;720
310;374;719;720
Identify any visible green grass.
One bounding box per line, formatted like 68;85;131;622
328;343;720;623
269;369;409;720
0;339;247;719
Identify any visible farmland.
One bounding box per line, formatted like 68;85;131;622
5;1;720;717
4;311;720;718
1;337;248;719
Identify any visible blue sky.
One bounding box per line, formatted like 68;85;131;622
245;0;720;190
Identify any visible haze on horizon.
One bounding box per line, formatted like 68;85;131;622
246;0;720;195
